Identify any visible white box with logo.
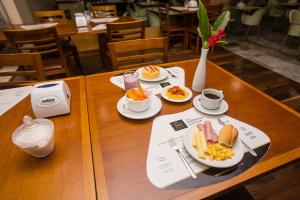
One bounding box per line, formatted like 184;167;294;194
31;81;71;118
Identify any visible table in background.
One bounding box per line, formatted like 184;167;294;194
231;6;262;12
0;16;135;67
85;59;300;200
0;77;96;200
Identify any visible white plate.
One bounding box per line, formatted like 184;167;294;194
117;95;162;119
193;95;228;115
183;124;244;168
136;67;169;82
160;85;192;103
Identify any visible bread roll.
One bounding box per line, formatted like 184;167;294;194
218;124;238;147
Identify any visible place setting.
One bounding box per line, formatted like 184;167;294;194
145;86;271;189
110;65;185;95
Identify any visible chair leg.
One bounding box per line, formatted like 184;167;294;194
243;26;251;40
297;44;300;56
281;34;288;47
256;26;260;37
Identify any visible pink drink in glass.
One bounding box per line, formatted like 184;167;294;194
123;71;139;91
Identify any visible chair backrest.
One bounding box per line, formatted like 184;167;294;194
91;5;117;17
158;3;171;35
3;27;68;74
206;4;224;22
289;9;300;24
34;10;67;23
106;20;145;42
0;53;46;87
107;37;169;70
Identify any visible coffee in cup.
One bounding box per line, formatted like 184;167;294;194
199;88;223;110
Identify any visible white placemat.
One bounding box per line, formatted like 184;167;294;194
146;108;270;188
0;86;33;116
110;67;185;95
92;24;107;30
20;23;58;30
90;17;119;23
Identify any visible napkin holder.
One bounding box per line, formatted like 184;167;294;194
31;80;71;118
75;13;87;27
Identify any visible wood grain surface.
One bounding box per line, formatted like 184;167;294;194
0;77;96;200
85;59;300;200
0;16;134;42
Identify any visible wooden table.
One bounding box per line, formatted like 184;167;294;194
0;77;96;200
0;16;134;67
85;59;300;200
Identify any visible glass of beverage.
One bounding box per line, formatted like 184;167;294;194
123;71;139;91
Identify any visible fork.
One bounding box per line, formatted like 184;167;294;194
168;138;197;179
166;69;177;78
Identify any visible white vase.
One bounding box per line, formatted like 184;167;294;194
192;47;209;92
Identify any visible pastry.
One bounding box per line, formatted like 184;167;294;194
127;86;148;101
218;124;238;147
166;86;188;100
142;65;160;79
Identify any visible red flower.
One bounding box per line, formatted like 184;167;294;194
207;29;225;47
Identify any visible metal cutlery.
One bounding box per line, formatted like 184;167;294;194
166;69;177;78
217;118;257;157
168;138;197;179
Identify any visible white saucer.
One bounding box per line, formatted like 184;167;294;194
117;95;162;119
193;95;229;115
136;67;169;82
160;85;192;103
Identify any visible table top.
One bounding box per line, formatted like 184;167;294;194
170;6;198;14
85;59;300;200
0;16;134;43
0;77;96;200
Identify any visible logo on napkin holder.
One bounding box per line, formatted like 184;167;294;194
37;96;59;107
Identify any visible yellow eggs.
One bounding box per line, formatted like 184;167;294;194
206;143;235;161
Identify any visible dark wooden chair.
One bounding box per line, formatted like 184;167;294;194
4;27;70;78
187;4;224;54
107;37;168;70
34;10;83;74
34;10;67;22
92;5;117;17
0;53;45;87
106;20;146;42
104;20;146;69
158;3;187;48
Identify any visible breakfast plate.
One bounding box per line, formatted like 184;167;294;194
117;95;162;119
183;125;244;168
193;95;228;115
136;67;169;82
161;85;192;103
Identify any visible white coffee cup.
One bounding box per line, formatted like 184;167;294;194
125;90;151;112
199;88;223;110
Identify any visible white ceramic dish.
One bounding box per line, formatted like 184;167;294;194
183;124;244;168
136;67;169;82
193;95;228;115
160;85;192;103
117;95;162;119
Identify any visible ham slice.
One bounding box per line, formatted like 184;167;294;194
197;121;218;144
204;121;218;143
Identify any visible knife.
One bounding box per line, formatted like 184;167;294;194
217;118;257;157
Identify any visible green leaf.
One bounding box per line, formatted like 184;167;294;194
197;1;210;43
212;11;230;31
216;40;228;46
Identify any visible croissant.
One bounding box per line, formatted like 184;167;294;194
218;124;238;147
